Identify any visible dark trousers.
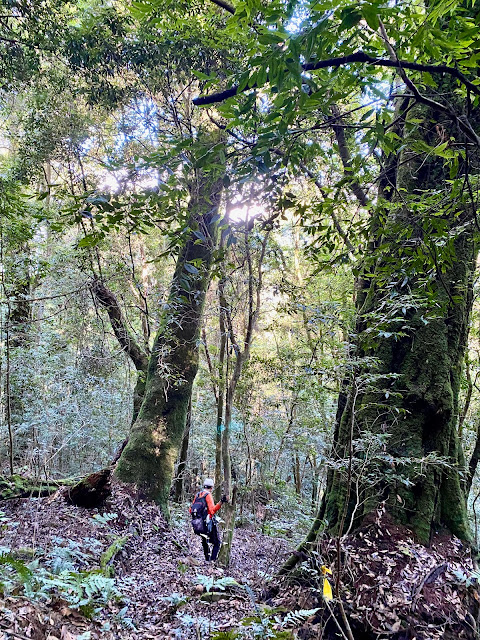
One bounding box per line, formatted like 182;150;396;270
201;520;221;561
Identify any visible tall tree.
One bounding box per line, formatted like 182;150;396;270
192;0;480;543
115;135;226;512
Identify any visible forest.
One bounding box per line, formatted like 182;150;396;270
1;0;480;637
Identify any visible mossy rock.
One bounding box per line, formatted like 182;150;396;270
199;591;233;602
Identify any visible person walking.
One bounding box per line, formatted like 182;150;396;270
190;478;228;561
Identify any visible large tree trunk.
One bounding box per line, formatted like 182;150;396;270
214;280;226;503
174;397;191;502
322;93;477;544
114;162;224;513
1;234;32;473
466;420;480;496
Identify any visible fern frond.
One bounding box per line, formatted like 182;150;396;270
282;607;320;628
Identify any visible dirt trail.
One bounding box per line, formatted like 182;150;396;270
0;484;291;639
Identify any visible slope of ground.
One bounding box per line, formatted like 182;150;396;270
1;485;479;640
0;483;291;639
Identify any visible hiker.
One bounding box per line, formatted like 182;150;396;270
190;478;228;562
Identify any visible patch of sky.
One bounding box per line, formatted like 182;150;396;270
87;97;163;193
285;0;311;34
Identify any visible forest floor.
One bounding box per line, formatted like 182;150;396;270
0;482;293;639
0;483;478;640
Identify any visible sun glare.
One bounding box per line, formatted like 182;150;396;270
228;202;265;224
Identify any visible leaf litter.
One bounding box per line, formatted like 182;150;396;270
266;506;480;639
0;482;291;639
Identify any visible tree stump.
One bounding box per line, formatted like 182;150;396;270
65;468;112;508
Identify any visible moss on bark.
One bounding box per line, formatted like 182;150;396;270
115;149;225;514
0;474;75;499
321;89;477;545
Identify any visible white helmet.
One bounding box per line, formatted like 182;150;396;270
203;478;214;489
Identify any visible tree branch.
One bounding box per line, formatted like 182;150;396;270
90;277;149;372
299;162;356;252
377;21;480;148
202;326;219;404
193;50;480;106
209;0;235;14
329;104;369;207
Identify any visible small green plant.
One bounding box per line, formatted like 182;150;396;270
451;568;480;588
194;574;241;593
113;605;136;630
0;545;121;619
282;608;320;628
177;561;188;574
162;591;188;608
175;613;211;639
211;631;241;640
91;512;118;527
100;536;128;576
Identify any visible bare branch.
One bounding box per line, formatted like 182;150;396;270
90;277;149;372
209;0;235;14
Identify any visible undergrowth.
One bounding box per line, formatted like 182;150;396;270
0;534;127;619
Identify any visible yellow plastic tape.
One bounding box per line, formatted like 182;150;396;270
323;577;333;601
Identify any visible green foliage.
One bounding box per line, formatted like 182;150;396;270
0;549;120;618
194;574;241;592
451;567;480;588
92;512;118;527
211;632;242;640
100;536;129;576
161;591;189;608
282;607;320;628
0;552;33;583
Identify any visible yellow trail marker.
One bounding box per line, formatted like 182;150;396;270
321;565;333;601
323;577;333;601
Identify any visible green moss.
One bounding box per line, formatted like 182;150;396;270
115;154;225;513
319;95;476;545
0;475;75;499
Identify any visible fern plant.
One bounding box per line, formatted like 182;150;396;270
282;608;320;628
194;574;241;592
91;512;118;527
0;547;121;619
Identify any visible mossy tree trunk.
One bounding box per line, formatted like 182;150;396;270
281;90;478;577
466;421;480;496
321;91;478;545
174;397;191;502
114;162;224;513
1;229;32;473
214;277;227;504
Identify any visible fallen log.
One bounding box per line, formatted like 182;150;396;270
0;475;75;500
